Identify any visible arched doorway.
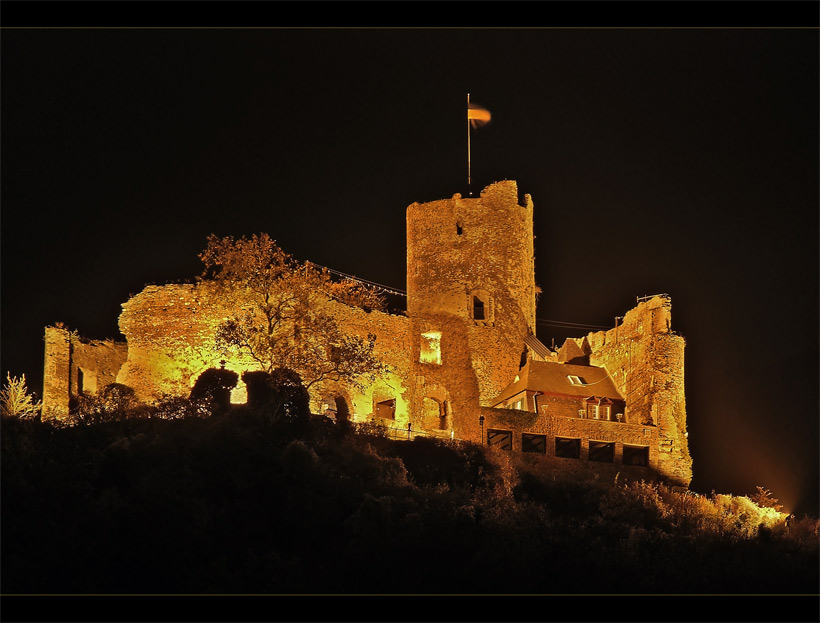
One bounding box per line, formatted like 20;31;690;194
421;396;450;431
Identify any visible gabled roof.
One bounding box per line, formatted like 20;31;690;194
492;360;624;406
557;338;588;364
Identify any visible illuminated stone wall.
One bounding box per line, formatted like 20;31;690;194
41;326;128;420
585;295;692;486
477;405;660;480
116;283;251;403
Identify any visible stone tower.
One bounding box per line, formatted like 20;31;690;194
405;180;536;438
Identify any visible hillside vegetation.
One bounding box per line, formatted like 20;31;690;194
2;402;818;595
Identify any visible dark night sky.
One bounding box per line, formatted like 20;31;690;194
2;5;818;517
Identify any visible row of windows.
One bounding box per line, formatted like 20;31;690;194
487;430;649;466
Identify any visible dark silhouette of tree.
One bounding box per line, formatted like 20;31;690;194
72;383;140;424
190;368;239;413
242;368;310;421
199;234;387;390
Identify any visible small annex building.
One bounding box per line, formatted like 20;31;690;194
492;357;626;422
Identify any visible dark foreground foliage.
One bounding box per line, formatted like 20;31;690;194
2;409;818;596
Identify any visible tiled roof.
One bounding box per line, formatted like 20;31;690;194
557;338;588;364
492;359;624;406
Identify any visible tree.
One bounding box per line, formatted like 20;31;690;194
73;383;141;424
242;368;310;421
199;233;387;390
190;367;239;412
0;373;42;419
750;486;783;512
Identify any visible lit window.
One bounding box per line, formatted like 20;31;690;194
568;375;585;386
375;398;396;420
420;331;442;365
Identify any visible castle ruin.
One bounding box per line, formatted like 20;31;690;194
42;180;693;486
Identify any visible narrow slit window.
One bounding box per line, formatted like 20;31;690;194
472;296;485;320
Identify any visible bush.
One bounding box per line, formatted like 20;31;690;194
190;368;239;412
70;383;143;425
241;368;310;421
0;373;42;419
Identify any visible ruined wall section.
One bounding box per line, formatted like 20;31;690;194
42;326;128;420
117;283;259;402
406;181;536;427
118;282;416;419
42;327;71;419
322;300;414;427
585;296;692;486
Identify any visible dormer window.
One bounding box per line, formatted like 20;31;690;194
585;396;599;419
600;398;613;421
568;375;585;386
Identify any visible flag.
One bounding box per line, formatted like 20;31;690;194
468;103;491;128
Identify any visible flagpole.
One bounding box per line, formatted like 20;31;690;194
467;93;472;195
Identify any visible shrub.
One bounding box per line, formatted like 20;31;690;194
241;368;310;421
190;368;239;412
0;373;42;419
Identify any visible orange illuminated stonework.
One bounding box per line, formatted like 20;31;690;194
42;181;692;486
